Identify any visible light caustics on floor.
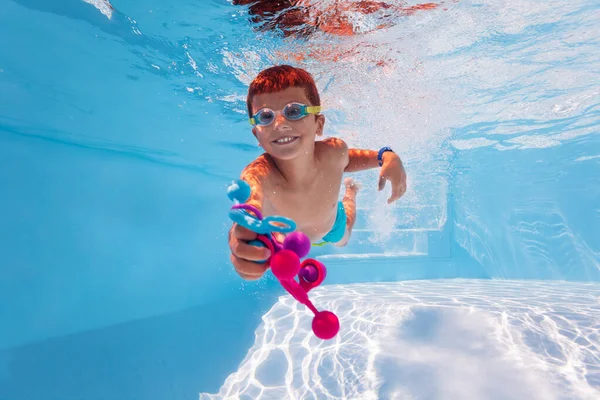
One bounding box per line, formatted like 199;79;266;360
201;279;600;400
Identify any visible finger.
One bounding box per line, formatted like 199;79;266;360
399;181;407;197
231;254;268;280
232;239;271;261
273;231;286;244
388;183;400;204
388;181;407;204
238;271;262;281
378;174;386;191
233;223;258;241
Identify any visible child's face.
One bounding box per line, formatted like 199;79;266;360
251;86;324;161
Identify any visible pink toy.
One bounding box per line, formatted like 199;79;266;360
270;244;339;340
228;180;340;340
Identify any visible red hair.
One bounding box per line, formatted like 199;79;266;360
246;65;321;116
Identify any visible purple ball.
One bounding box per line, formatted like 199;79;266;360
299;265;319;282
283;231;311;258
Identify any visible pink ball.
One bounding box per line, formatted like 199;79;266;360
312;311;339;340
270;250;300;281
283;231;311;258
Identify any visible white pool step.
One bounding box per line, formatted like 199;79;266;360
319;168;449;259
354;204;446;232
317;203;446;259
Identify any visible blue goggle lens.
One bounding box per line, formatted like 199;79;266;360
256;109;275;125
283;103;304;120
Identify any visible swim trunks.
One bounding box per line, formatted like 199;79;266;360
313;201;347;246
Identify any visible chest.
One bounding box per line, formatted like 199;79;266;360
264;170;344;223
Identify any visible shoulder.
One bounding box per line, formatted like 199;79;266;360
240;154;275;185
321;137;348;151
316;137;349;167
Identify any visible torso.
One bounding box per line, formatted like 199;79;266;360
260;140;346;242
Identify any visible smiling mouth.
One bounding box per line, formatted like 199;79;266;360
272;136;299;145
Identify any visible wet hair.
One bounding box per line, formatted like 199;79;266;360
246;65;321;116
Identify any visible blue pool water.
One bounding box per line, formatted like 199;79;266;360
1;0;599;399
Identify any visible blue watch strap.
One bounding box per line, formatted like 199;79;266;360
378;147;394;166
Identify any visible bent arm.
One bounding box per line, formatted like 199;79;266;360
345;148;402;173
345;148;380;172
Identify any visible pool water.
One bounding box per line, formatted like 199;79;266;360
0;0;599;399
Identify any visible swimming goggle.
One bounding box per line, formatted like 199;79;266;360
249;103;322;126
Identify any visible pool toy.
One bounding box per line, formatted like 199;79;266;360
227;179;340;340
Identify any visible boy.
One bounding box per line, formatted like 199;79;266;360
229;65;406;280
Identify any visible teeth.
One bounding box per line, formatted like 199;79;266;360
275;137;296;143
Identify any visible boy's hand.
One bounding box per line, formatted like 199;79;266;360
378;152;407;204
229;224;272;280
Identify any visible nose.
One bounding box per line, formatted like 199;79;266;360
273;112;289;130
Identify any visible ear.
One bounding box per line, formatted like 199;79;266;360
316;114;326;137
252;126;258;139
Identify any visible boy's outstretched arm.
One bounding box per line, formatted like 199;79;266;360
228;158;271;280
239;161;266;212
345;148;407;203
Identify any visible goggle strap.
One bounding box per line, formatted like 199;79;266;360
305;106;321;114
